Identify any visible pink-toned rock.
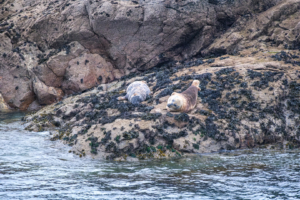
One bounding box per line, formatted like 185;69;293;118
32;63;62;88
0;54;35;110
27;100;43;111
0;33;12;54
62;53;117;94
34;42;89;88
46;42;89;78
33;78;64;105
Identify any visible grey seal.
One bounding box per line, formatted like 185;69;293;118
117;81;151;105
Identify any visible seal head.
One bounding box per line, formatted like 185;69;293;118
167;93;183;111
166;80;200;113
131;95;143;105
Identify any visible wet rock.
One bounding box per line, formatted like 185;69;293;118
0;93;10;110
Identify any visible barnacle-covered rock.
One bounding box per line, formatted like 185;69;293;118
23;52;300;160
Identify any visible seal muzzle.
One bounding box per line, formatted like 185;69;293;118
167;103;180;109
131;96;142;105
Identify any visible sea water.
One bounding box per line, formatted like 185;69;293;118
0;112;299;199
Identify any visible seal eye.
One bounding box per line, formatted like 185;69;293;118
131;96;142;105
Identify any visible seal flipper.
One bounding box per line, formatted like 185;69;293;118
117;96;127;101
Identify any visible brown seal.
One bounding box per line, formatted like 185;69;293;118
166;80;200;113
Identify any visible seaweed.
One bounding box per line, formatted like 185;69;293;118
141;113;162;121
114;135;121;143
100;131;111;144
87;137;100;154
271;51;300;66
156;87;173;99
174;113;189;122
123;129;139;140
162;130;188;144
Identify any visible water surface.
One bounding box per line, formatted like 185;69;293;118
0;112;299;199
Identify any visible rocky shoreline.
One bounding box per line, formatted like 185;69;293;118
1;0;300;160
23;51;300;160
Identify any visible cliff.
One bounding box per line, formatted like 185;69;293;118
1;0;299;110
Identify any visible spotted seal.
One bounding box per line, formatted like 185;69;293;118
117;81;151;105
166;80;200;113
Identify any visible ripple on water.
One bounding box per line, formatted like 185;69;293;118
0;113;300;199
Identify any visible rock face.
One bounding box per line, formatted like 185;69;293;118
23;51;300;160
0;55;35;110
62;53;118;95
33;78;64;105
1;0;300;110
